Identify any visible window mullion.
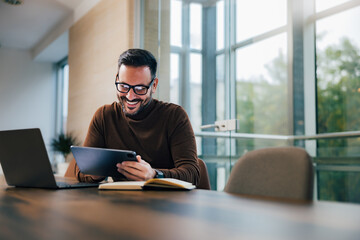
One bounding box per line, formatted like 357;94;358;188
303;0;317;156
181;2;191;113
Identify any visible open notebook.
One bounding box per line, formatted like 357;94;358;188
99;178;196;190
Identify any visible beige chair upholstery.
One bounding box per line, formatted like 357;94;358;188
224;147;314;201
197;158;211;190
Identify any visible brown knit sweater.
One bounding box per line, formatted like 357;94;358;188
74;99;200;185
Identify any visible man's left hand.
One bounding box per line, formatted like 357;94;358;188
116;155;156;181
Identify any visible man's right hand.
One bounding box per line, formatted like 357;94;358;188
116;155;156;181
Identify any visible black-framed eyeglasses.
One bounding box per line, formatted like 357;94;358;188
115;74;155;95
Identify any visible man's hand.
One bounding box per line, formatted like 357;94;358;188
116;155;156;181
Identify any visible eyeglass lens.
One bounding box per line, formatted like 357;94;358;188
117;84;148;95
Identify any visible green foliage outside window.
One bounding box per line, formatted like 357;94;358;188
317;170;360;203
317;38;360;157
235;37;360;203
316;38;360;203
235;50;288;155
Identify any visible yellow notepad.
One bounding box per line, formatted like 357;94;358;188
98;178;196;190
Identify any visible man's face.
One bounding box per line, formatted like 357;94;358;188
116;65;158;116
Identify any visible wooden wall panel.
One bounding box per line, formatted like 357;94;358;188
67;0;134;142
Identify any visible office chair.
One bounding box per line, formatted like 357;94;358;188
224;147;314;201
197;158;211;190
64;158;76;178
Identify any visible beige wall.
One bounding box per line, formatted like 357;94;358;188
67;0;134;142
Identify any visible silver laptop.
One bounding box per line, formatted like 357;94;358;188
0;128;98;189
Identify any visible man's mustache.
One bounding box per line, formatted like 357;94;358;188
120;97;142;103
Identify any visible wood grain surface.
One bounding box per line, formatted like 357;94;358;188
1;176;360;240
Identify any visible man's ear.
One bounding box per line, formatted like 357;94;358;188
152;78;159;93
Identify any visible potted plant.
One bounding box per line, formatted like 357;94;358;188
51;133;79;175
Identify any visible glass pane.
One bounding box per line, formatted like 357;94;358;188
216;54;225;121
216;54;227;157
316;0;352;12
216;0;224;50
190;3;202;50
62;64;69;132
316;6;360;157
171;0;182;47
190;53;203;178
170;53;180;104
235;33;288;153
316;7;360;51
189;53;202;131
236;0;287;42
317;170;360;204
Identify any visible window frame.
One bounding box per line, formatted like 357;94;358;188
55;57;69;135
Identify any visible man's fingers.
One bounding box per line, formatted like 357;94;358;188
117;158;153;181
117;167;144;181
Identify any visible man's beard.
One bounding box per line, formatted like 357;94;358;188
117;93;152;117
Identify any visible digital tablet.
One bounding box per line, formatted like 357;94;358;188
71;146;137;178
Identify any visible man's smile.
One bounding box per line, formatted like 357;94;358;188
126;102;138;109
125;99;140;107
121;97;143;111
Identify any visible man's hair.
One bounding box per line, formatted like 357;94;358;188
118;49;157;80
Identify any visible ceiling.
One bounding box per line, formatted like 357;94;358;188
0;0;98;62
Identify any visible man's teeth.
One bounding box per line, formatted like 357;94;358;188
127;101;139;105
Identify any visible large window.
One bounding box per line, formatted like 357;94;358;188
170;0;204;153
162;0;360;199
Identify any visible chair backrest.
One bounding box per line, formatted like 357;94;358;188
224;147;314;201
197;158;211;190
64;158;77;178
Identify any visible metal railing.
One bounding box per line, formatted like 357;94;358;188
195;130;360;141
196;130;360;203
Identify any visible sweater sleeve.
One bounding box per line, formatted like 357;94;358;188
158;106;200;185
75;106;107;183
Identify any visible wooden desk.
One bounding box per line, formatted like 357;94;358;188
1;176;360;240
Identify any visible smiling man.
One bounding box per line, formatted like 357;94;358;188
73;49;200;185
116;62;155;116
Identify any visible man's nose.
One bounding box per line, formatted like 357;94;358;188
126;88;137;100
